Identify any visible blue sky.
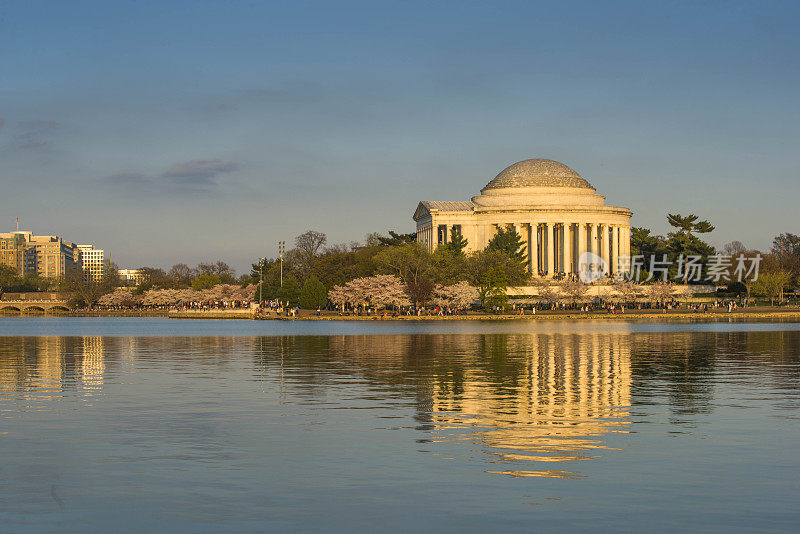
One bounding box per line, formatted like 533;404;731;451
1;0;798;272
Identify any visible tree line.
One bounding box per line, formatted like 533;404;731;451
632;213;800;303
251;227;529;309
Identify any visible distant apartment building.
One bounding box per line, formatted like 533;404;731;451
0;232;29;274
1;230;80;279
76;244;105;282
1;229;112;281
118;269;145;285
28;235;78;279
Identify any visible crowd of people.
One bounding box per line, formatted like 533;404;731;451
93;299;253;312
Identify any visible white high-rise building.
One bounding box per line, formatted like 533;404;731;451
77;245;105;282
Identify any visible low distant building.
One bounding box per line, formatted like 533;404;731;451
118;269;145;285
76;244;105;282
0;232;30;274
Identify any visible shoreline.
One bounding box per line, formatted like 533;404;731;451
3;308;800;323
251;310;800;322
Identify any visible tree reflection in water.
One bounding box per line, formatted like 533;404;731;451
254;333;634;479
2;330;798;481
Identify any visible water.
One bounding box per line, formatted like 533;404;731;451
0;318;798;533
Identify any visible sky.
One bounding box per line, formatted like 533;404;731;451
1;0;798;273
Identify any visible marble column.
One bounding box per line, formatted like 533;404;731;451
547;223;556;276
513;223;526;271
611;225;618;274
563;223;573;274
622;226;631;272
577;223;587;275
529;223;539;275
600;224;610;273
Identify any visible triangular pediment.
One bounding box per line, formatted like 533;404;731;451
413;202;431;221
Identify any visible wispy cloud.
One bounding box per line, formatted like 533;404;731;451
14;119;59;149
17;120;58;130
105;172;151;185
162;159;239;185
101;158;240;193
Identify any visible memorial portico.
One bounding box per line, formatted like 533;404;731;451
413;159;633;276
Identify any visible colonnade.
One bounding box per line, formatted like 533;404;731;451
418;225;435;250
425;222;631;276
513;221;630;276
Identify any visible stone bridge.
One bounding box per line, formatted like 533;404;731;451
0;299;72;312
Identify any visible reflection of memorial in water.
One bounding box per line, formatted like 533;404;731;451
325;333;633;479
429;334;632;479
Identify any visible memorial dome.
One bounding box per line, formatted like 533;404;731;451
483;158;593;190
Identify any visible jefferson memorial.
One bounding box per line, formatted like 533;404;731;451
413;158;633;276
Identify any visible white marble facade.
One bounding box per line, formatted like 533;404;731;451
413;159;633;276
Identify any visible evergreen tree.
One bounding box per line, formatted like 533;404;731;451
275;275;301;306
486;227;527;266
667;214;715;235
299;276;328;309
377;231;417;246
442;226;468;255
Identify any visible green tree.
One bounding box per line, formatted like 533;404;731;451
313;245;380;288
375;243;432;288
483;285;508;311
376;230;417;246
631;222;716;283
667;214;715;235
196;261;236;284
299;276;328;309
752;271;792;305
631;227;663;259
191;274;221;290
275;275;301;306
440;226;468;256
666;231;716;282
486;227;526;267
0;265;21;292
466;249;527;309
771;233;800;285
429;246;468;286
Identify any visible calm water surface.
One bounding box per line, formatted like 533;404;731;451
0;318;798;533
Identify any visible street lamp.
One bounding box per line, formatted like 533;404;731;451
278;241;285;287
258;257;265;304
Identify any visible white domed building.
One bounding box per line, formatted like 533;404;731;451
413;159;633;276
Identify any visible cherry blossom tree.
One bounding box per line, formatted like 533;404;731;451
612;278;639;304
558;278;589;306
644;280;674;304
328;285;349;310
327;275;410;309
98;288;143;307
432;282;479;308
